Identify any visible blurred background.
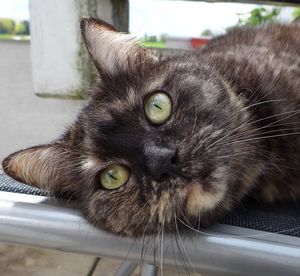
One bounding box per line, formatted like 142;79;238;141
0;0;299;275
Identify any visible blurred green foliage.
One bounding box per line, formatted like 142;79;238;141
15;22;25;35
201;29;214;36
0;18;15;34
292;8;300;20
0;18;30;35
237;7;281;27
20;20;30;35
140;41;166;48
143;34;158;43
142;34;166;48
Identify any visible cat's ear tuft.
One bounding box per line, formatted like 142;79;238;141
2;144;81;195
80;17;156;74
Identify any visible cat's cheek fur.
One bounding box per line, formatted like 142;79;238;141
185;183;226;216
82;189;152;236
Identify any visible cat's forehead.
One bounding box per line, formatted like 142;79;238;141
96;56;214;102
83;55;228;139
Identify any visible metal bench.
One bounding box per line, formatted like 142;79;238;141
0;171;299;275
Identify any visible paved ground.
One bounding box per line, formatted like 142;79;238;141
0;244;97;276
0;41;200;275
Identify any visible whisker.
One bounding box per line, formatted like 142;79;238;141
191;104;198;136
114;237;138;275
174;215;190;275
177;217;300;239
226;119;300;142
170;235;181;276
207;108;300;151
229;131;300;145
160;211;166;276
215;98;287;132
227;127;300;143
216;150;259;159
139;204;159;274
175;214;197;274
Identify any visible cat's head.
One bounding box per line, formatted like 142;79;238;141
2;18;262;236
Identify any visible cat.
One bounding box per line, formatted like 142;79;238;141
2;18;300;236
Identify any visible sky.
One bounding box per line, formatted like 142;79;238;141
129;0;294;37
130;0;258;37
0;0;294;37
0;0;29;20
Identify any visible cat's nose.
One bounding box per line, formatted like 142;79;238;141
144;145;177;180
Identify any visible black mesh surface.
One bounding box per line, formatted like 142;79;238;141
0;172;48;196
221;200;300;237
0;172;299;237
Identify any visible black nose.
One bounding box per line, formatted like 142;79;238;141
144;145;177;180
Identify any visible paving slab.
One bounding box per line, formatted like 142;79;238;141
92;258;123;275
0;243;97;276
92;257;203;275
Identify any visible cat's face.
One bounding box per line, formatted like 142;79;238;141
2;19;262;236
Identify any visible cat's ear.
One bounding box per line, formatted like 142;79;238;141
2;143;81;195
80;18;156;74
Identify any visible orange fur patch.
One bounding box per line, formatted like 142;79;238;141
186;183;224;216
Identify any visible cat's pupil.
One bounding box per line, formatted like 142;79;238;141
108;171;117;180
153;103;162;110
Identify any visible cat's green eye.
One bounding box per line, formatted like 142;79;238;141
145;92;172;124
100;165;130;190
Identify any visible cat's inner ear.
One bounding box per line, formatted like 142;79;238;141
80;18;156;74
2;143;81;195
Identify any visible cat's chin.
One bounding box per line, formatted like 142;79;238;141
185;182;224;217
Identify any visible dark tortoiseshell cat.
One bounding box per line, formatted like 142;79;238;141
2;19;300;236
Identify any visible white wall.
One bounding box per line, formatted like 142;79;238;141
165;37;192;50
29;0;128;96
30;0;82;95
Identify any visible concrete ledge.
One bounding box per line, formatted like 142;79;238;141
0;40;30;44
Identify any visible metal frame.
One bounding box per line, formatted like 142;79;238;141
0;191;299;275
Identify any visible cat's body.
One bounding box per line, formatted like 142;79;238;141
201;23;300;203
3;19;300;236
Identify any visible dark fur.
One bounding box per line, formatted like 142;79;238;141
3;19;300;236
